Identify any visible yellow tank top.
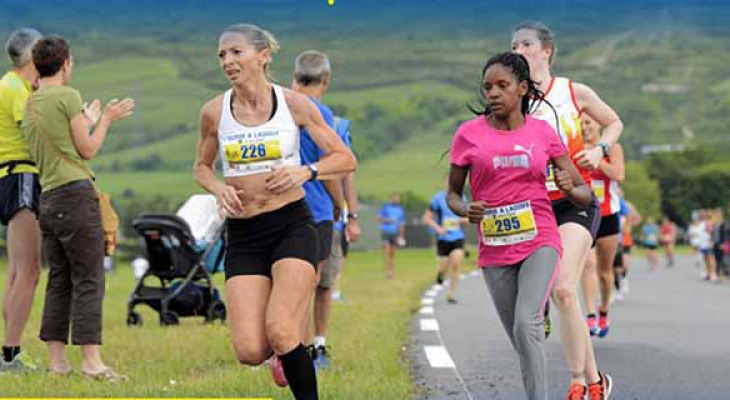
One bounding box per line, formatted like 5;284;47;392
0;71;38;177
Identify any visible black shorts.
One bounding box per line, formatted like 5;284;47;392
315;221;333;263
552;197;601;245
224;199;318;280
645;243;658;250
382;233;399;246
341;229;350;257
623;245;632;254
596;213;620;239
0;172;41;225
613;243;624;268
437;239;465;257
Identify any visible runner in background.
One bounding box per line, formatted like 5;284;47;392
380;193;405;279
512;21;622;399
328;116;360;303
580;113;624;338
424;176;468;303
659;216;677;267
642;217;660;271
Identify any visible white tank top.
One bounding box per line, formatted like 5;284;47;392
530;77;592;199
218;84;301;177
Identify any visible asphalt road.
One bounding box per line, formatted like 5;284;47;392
410;255;730;400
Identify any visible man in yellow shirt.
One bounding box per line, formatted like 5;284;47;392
0;28;42;373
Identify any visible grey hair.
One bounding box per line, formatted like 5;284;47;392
513;21;557;64
294;50;331;86
5;28;42;68
221;24;280;75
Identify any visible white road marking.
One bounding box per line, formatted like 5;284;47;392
420;318;440;331
424;345;455;368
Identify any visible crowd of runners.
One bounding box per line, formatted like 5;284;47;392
0;19;727;400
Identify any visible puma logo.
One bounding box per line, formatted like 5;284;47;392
514;143;535;158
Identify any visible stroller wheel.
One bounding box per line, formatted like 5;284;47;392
126;311;143;327
206;300;227;324
160;310;180;326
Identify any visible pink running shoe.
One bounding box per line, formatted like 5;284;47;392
269;355;288;387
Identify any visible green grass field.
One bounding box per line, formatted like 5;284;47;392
0;249;473;399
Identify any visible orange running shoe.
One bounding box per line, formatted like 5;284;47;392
566;383;587;400
588;371;613;400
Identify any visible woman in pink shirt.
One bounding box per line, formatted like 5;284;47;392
447;52;592;400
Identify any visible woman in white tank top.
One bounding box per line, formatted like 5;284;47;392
193;24;355;400
511;21;623;400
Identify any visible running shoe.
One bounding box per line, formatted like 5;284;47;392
446;296;458;304
588;371;613;400
0;351;37;374
313;345;330;370
566;383;587;400
597;310;610;338
269;355;288;387
587;314;599;336
620;278;630;295
436;272;445;285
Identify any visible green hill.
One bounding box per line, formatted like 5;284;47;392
2;4;729;206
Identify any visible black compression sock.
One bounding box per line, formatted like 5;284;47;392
2;346;20;362
279;343;318;400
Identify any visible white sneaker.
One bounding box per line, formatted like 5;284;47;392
621;278;630;295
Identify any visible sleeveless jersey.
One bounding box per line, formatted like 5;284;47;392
218;84;301;177
591;155;621;217
530;77;592;201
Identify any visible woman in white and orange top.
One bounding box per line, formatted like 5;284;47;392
511;20;623;400
580;114;624;338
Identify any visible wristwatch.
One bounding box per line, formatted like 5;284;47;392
347;212;359;220
597;142;611;157
307;164;319;181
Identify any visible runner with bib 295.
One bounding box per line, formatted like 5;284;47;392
447;52;591;400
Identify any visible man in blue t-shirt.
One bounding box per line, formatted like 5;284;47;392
424;181;467;303
380;193;405;279
292;50;351;371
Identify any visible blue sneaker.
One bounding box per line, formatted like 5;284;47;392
597;311;610;338
313;346;330;371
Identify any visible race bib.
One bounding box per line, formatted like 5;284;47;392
481;200;538;246
592;180;605;203
545;164;558;191
443;218;461;232
224;140;282;165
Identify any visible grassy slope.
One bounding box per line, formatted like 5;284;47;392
0;249;465;398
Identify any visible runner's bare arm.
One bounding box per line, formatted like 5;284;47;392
597;143;625;182
193;97;244;215
573;83;624;170
323;179;345;219
447;165;469;217
552;153;592;209
287;90;356;181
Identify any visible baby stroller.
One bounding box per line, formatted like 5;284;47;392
127;195;227;326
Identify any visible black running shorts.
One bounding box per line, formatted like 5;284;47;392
0;172;41;225
596;213;620;239
552;196;601;245
437;239;465;257
314;221;333;263
225;199;318;279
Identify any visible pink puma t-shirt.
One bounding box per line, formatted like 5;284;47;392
450;115;565;267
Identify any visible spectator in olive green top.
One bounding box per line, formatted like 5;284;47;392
22;36;134;380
